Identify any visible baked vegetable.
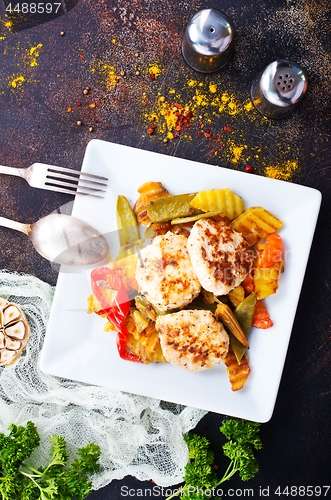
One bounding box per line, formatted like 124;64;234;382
90;267;141;362
231;206;283;245
254;258;283;299
146;193;201;222
190;188;244;220
171;210;220;224
228;285;245;308
116;195;139;246
123;308;165;364
134;181;171;225
257;233;283;268
215;302;249;349
232;292;257;362
252;300;273;329
223;347;251;391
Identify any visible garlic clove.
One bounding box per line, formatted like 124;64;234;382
5;321;26;340
5;337;21;351
3;305;21;325
0;298;8;310
0;332;5;349
0;349;17;365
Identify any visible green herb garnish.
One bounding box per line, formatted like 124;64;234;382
0;421;100;500
167;418;262;499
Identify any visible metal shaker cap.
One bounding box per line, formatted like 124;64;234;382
182;9;234;73
250;60;308;119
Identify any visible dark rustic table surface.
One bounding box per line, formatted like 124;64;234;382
0;0;330;498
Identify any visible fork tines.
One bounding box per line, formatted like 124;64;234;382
45;166;108;198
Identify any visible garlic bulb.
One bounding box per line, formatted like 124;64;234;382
0;298;30;366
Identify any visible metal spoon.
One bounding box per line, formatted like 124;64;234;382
0;214;110;265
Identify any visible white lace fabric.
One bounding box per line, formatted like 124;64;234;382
0;270;206;489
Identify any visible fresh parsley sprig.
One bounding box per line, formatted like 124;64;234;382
167;418;262;500
0;421;100;500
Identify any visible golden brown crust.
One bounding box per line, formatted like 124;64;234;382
156;309;229;372
187;219;254;295
136;232;201;311
223;347;250;391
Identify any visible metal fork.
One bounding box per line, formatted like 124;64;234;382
0;163;108;198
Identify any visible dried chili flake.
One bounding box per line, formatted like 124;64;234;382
79;54;85;59
147;125;156;135
149;73;155;80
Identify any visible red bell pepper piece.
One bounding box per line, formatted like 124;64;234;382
91;267;141;362
252;300;273;329
258;234;283;268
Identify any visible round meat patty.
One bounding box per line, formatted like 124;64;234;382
135;232;201;312
187;218;254;295
156;309;229;372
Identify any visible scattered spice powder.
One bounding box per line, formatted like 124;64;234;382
90;61;120;90
1;40;43;92
10;76;25;88
264;160;299;180
149;63;161;80
69;48;301;179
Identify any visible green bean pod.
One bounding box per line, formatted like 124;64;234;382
146;193;202;223
231;292;257;363
116;195;140;246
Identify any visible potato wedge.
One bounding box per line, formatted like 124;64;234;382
231;206;283;245
190;188;244;220
228;285;245;308
253;258;283;300
223;347;250;391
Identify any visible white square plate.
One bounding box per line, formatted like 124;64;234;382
40;140;321;422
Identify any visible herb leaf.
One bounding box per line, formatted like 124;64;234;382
166;418;262;500
0;421;100;500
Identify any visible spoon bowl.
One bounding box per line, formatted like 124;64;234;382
0;213;109;265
